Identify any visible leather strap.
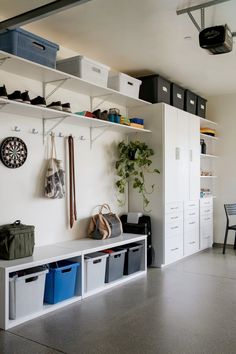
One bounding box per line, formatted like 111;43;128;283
68;136;77;228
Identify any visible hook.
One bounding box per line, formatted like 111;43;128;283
79;135;86;141
31;128;38;134
13;126;20;132
58;132;64;138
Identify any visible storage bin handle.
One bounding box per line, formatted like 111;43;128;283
93;259;102;264
92;66;101;74
114;254;121;258
25;276;38;283
127;81;134;86
61;267;72;273
32;41;46;51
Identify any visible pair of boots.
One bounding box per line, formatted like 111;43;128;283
92;109;108;120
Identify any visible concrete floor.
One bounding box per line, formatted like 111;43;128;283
1;248;236;354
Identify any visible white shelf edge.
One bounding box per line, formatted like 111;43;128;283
0;50;151;109
83;270;146;298
6;296;82;329
0;98;151;134
200;117;218;126
200;133;218;140
200;154;218;158
200;176;218;178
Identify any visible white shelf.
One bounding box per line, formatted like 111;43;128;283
0;51;151;109
200;176;218;178
83;271;146;299
200;154;218;158
200;117;218;128
0;234;147;330
0;98;151;134
200;133;218;141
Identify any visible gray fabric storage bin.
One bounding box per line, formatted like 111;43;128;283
104;249;127;283
122;243;143;275
9;266;48;320
84;252;108;292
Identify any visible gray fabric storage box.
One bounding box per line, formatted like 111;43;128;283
104;249;127;283
122;243;143;275
9;266;48;320
84;252;108;292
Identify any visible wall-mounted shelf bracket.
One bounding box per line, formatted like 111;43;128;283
90;93;113;111
43;78;70;100
89;125;110;149
42;115;70;144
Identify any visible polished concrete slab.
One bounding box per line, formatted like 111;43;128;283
2;248;236;354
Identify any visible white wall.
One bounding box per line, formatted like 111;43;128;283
208;94;236;245
0;65;127;246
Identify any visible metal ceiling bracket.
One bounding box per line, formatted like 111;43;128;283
176;0;232;15
0;0;93;33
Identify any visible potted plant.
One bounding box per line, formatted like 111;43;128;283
115;140;160;212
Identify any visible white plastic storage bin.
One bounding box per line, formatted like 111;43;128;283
56;56;110;87
84;252;108;292
9;266;48;320
108;72;141;98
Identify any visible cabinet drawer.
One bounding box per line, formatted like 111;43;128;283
200;198;213;208
184;217;199;229
165;221;183;238
200;206;213;216
184;238;199;256
184;208;199;219
200;235;212;249
185;200;199;210
165;236;183;264
165;212;183;224
200;214;213;223
165;202;183;214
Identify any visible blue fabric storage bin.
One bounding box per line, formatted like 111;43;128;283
0;28;59;68
44;260;80;304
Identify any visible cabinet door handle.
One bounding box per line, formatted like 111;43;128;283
170;207;178;210
171;247;179;251
189;221;196;225
204;236;210;239
175;147;180;160
204;209;210;213
189;204;196;207
189;212;196;216
204;217;211;221
171;226;179;230
171;216;179;220
190;241;196;245
190;149;193;162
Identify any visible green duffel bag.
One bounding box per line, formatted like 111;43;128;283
0;220;35;260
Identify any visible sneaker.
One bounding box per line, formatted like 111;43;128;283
8;90;22;102
21;90;31;104
62;102;71;113
47;101;62;111
93;109;101;119
101;110;108;120
31;96;46;107
0;85;8;99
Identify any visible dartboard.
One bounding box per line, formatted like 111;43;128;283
0;137;27;168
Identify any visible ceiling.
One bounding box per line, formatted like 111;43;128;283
0;0;236;97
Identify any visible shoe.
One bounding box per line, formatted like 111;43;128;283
47;101;62;111
93;109;101;119
0;85;8;99
62;102;71;113
101;110;108;120
21;90;31;104
8;90;22;102
31;96;46;107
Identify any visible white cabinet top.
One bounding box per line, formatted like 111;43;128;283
0;233;146;272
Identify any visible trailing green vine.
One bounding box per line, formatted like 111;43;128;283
115;140;160;212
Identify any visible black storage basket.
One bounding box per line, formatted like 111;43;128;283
0;220;35;260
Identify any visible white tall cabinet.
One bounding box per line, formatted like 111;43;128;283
129;103;212;267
